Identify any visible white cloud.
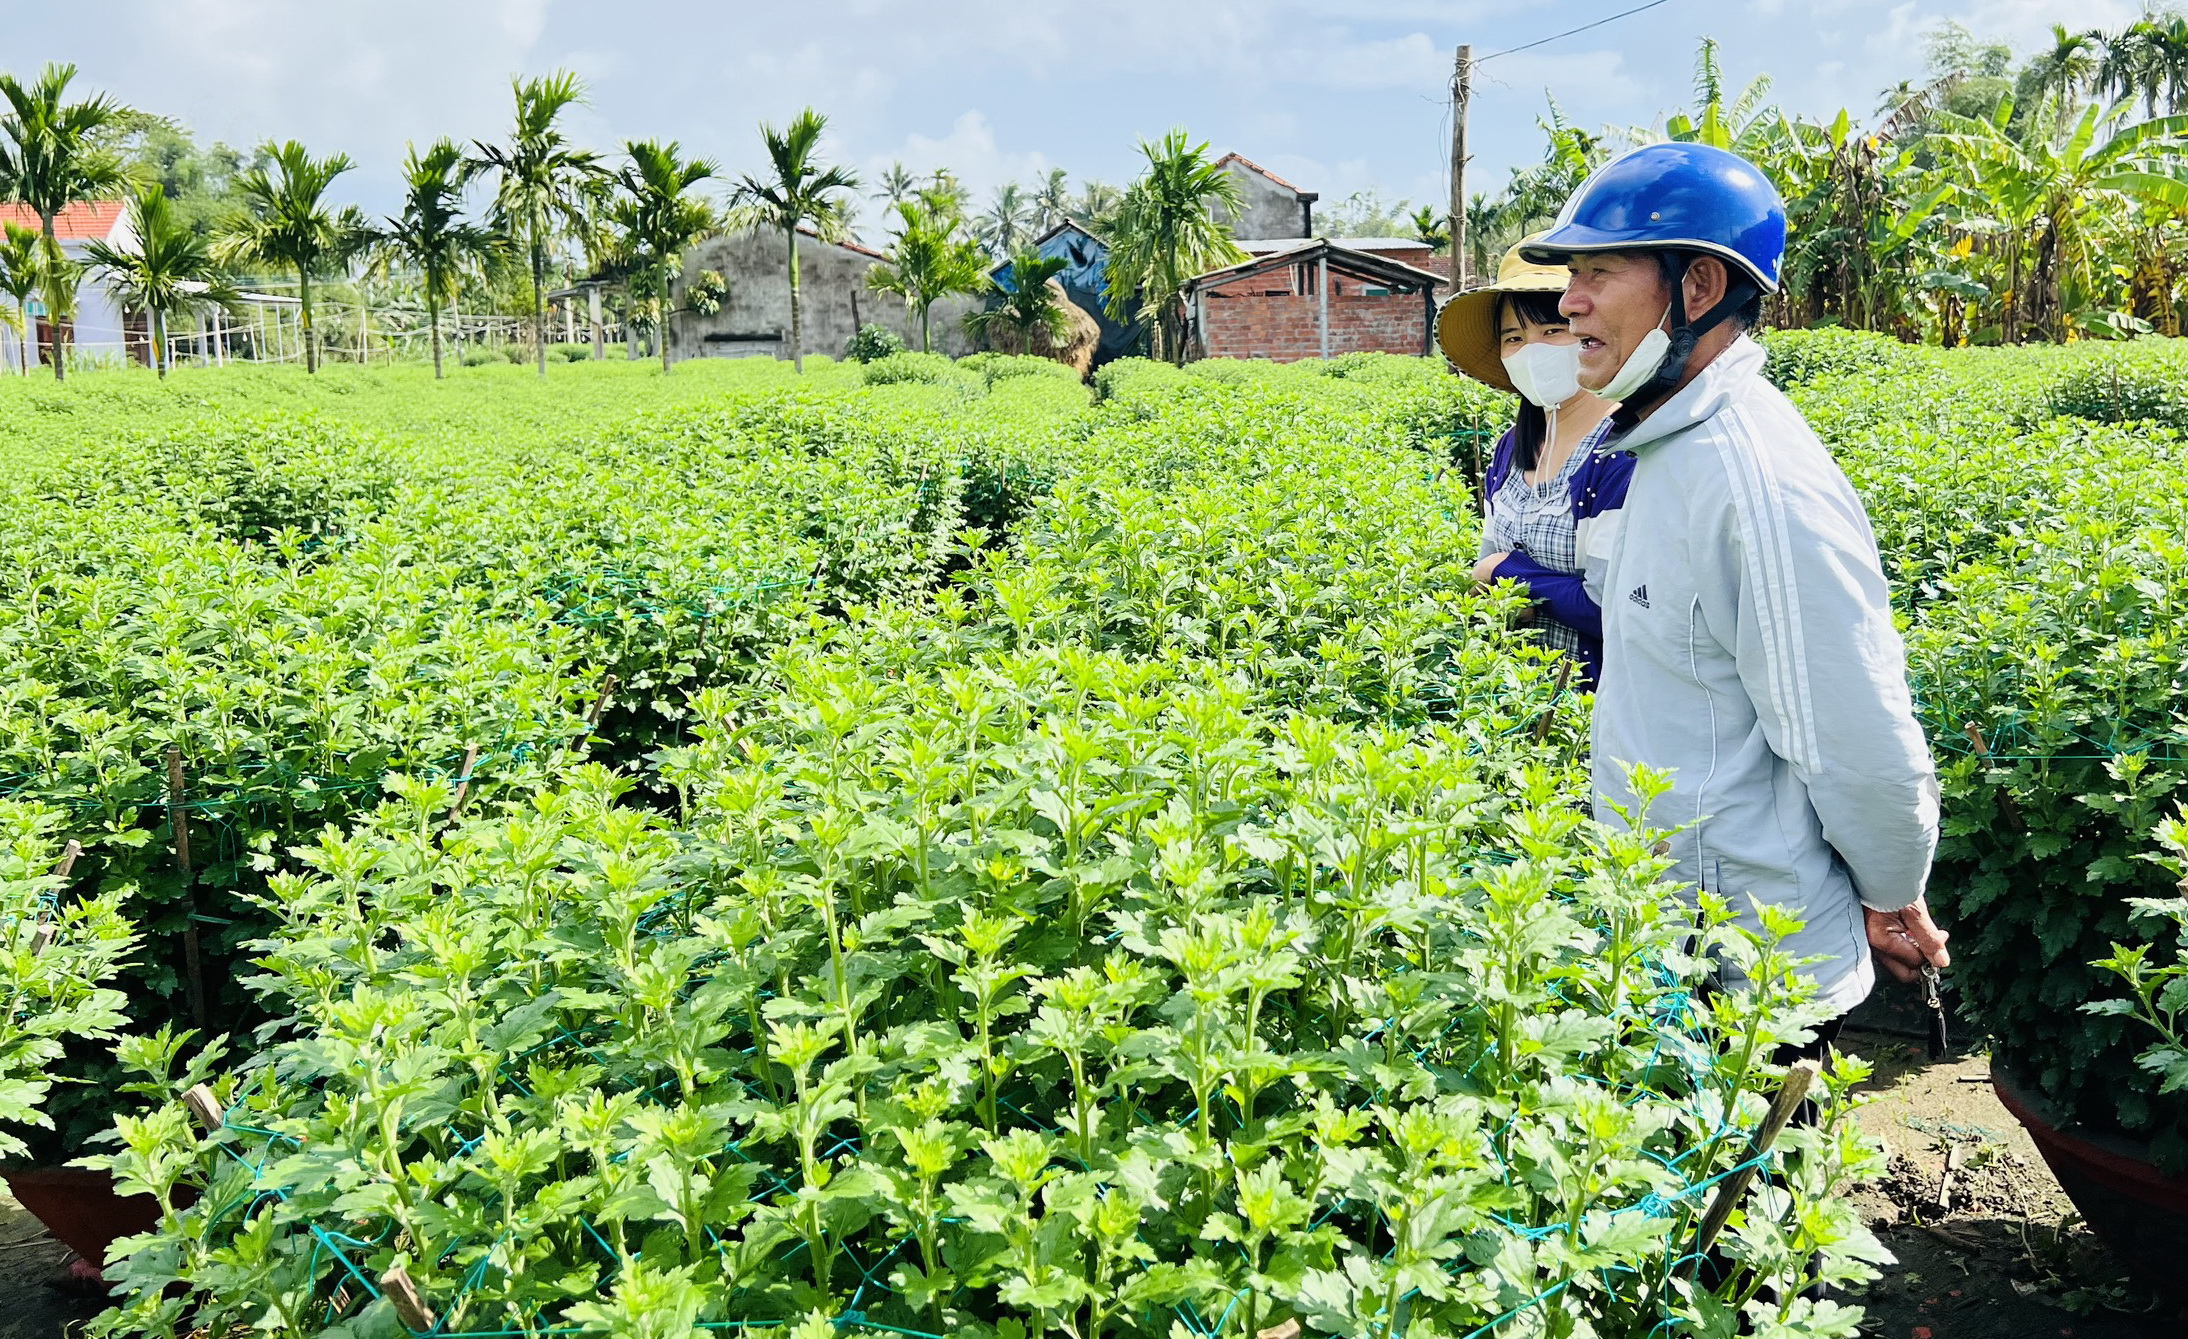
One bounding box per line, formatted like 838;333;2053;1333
869;111;1055;206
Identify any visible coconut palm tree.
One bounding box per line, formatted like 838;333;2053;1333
868;190;988;352
729;107;859;374
0;221;38;374
366;139;500;380
471;72;605;378
975;181;1032;254
1102;130;1244;364
609;139;720;373
874;161;919;207
217;140;366;373
964;250;1071;355
1033;168;1071;232
83;184;237;377
0;62;134;379
1074;180;1122;232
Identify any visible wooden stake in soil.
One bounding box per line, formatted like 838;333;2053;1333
583;672;619;738
182;1083;224;1134
168;746;209;1028
1692;1059;1821;1258
1533;659;1575;744
28;840;84;957
379;1265;438;1334
446;744;481;822
1961;721;2023;827
1936;1141;1968;1213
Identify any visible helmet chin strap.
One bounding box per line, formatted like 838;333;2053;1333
1611;255;1760;429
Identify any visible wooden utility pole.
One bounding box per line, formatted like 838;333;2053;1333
1449;44;1473;289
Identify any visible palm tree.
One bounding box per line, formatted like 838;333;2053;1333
964;250;1071;355
1033;168;1071;232
1409;204;1451;251
868;190;989;352
0;62;134;379
729;107;859;373
83;184;237;377
1102;130;1244;364
1074;180;1122;232
2099;16;2188;117
610;139;720;373
0;221;39;374
366;139;500;380
471;72;605;378
874;161;919;207
976;181;1032;254
217;140;366;373
2025;24;2102;138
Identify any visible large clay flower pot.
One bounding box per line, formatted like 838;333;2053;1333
1;1167;164;1266
1992;1066;2188;1310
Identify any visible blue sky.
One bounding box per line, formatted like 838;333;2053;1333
8;0;2118;237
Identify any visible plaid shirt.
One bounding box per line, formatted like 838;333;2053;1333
1481;418;1618;659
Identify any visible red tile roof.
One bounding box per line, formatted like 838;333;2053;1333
0;199;129;241
1215;153;1309;196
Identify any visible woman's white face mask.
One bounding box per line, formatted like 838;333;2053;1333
1501;339;1583;409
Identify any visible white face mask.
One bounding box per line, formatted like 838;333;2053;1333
1593;301;1676;402
1501;340;1582;409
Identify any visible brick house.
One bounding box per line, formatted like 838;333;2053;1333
1184;239;1443;363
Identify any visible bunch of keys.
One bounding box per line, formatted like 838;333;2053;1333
1919;963;1949;1059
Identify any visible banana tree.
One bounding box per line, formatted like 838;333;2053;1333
1934;96;2188;341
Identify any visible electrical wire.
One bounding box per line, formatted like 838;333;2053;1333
1478;0;1677;63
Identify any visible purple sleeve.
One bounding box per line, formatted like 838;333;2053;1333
1490;551;1602;640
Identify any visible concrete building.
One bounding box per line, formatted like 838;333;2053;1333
1211;154;1317;242
672;225;980;363
0;200;141;371
1184;239;1443;363
988;218;1140;366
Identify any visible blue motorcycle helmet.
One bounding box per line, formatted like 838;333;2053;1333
1519;142;1787;410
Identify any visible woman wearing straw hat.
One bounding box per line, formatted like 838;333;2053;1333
1438;236;1634;687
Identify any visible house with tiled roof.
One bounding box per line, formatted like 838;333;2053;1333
1211;153;1319;241
0;200;143;371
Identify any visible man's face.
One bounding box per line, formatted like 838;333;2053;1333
1559;253;1671;393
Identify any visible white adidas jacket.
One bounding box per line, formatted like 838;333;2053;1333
1590;336;1939;1016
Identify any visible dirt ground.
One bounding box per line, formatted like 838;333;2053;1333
0;997;2177;1339
1842;990;2179;1339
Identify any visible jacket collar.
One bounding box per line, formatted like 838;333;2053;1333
1601;334;1767;455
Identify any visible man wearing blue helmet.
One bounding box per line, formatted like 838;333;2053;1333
1519;143;1949;1040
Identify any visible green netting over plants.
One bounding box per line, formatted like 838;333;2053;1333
90;655;1882;1339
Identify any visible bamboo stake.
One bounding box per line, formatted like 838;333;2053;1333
1961;721;2023;826
168;746;208;1028
1533;659;1575;744
379;1265;437;1334
1692;1059;1821;1258
584;673;619;736
27;840;83;957
446;744;481;822
182;1083;224;1134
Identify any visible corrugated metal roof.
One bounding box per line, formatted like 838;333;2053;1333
0;200;129;241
